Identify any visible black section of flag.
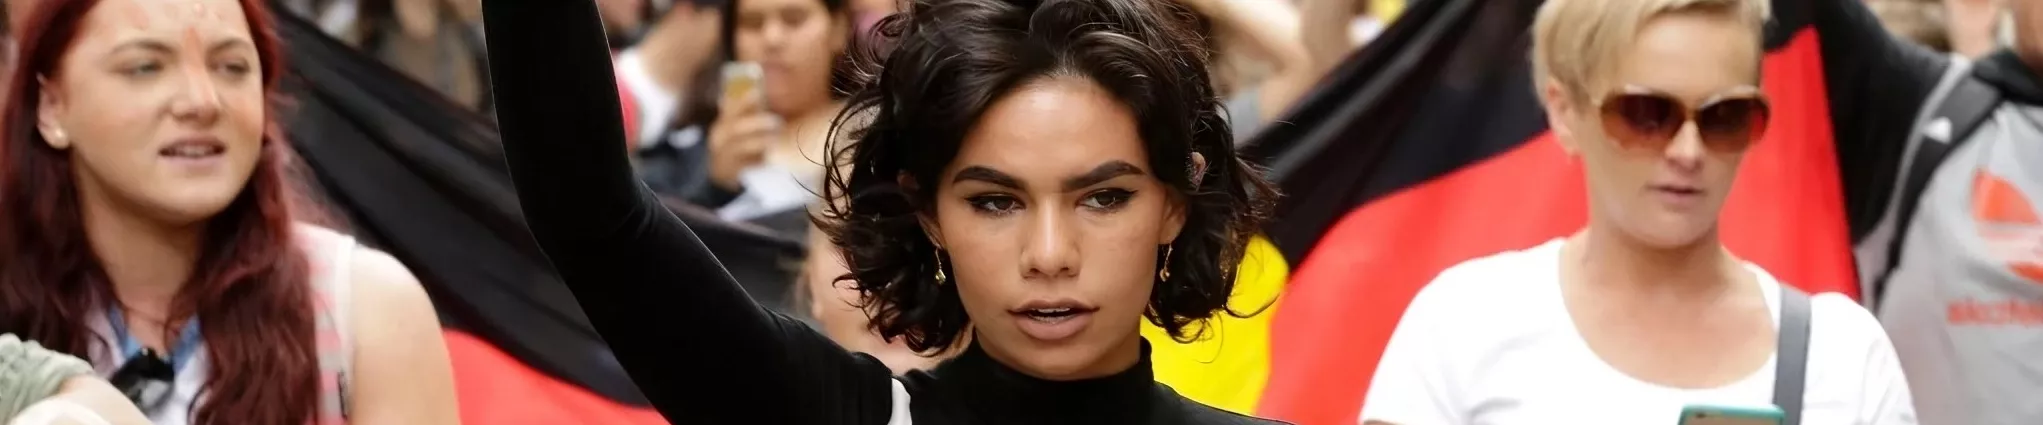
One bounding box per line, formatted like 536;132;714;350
1241;0;1546;265
269;4;806;406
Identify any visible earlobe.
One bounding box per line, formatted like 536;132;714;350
899;171;945;247
1160;153;1205;244
36;77;69;151
39;125;69;150
917;215;944;248
1542;79;1580;156
1159;198;1189;246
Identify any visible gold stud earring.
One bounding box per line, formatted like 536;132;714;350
933;248;948;285
1157;245;1173;282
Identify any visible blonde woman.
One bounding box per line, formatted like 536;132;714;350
1359;0;1917;423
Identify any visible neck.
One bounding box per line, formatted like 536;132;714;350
769;101;847;168
633;25;701;93
1572;221;1736;299
1070;331;1145;381
780;99;843;132
78;185;204;318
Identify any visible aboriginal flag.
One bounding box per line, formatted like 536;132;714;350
1234;0;1942;423
269;5;806;424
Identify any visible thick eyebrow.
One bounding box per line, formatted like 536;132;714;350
1062;161;1144;192
949;161;1147;192
952;166;1022;190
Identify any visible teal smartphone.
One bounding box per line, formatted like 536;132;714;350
1676;405;1785;425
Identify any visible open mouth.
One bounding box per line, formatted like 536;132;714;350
1010;301;1097;341
1022;307;1082;320
159;138;225;159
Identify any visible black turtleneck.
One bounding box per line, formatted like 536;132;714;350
477;1;1279;424
904;340;1267;424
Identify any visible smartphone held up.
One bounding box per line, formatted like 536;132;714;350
722;62;766;103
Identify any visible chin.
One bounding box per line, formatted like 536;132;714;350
145;187;248;226
1622;216;1716;249
1009;350;1101;380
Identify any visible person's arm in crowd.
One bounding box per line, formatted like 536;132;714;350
1297;0;1360;74
1812;0;1961;239
344;250;461;425
8;377;151;425
1946;0;2000;57
1181;0;1316;121
477;1;897;424
0;335;147;425
394;0;441;39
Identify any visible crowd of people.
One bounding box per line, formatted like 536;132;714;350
0;0;2033;424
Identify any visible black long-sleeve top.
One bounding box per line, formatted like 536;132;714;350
476;1;1280;424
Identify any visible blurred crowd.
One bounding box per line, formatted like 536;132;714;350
0;0;2033;423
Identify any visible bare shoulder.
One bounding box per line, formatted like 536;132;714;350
346;247;436;315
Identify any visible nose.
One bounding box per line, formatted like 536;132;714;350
760;18;788;50
1020;207;1081;280
170;63;222;125
1662;120;1705;172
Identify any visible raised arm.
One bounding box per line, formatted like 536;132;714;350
476;2;895;423
1803;0;1959;239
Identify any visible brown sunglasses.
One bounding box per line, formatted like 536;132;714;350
1594;85;1772;153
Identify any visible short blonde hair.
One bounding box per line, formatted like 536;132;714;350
1531;0;1771;101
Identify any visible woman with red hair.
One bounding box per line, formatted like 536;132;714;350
0;0;459;424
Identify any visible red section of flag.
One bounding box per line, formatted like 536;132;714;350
445;331;668;425
1256;29;1856;425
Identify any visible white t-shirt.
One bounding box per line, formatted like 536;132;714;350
1358;239;1917;425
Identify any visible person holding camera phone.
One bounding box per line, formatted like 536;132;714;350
696;0;853;224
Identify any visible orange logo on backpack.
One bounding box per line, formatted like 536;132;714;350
1972;171;2043;285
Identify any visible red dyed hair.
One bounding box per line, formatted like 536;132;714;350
0;1;324;424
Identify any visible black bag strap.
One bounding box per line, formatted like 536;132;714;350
1874;74;2001;309
1772;287;1813;425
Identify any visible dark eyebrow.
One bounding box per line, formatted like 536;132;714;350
1062;161;1144;192
950;161;1146;192
952;166;1022;189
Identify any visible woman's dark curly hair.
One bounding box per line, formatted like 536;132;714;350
815;0;1278;353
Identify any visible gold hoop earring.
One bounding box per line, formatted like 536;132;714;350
933;249;948;285
1157;245;1173;282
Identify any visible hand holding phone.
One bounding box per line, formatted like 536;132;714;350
707;62;778;191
